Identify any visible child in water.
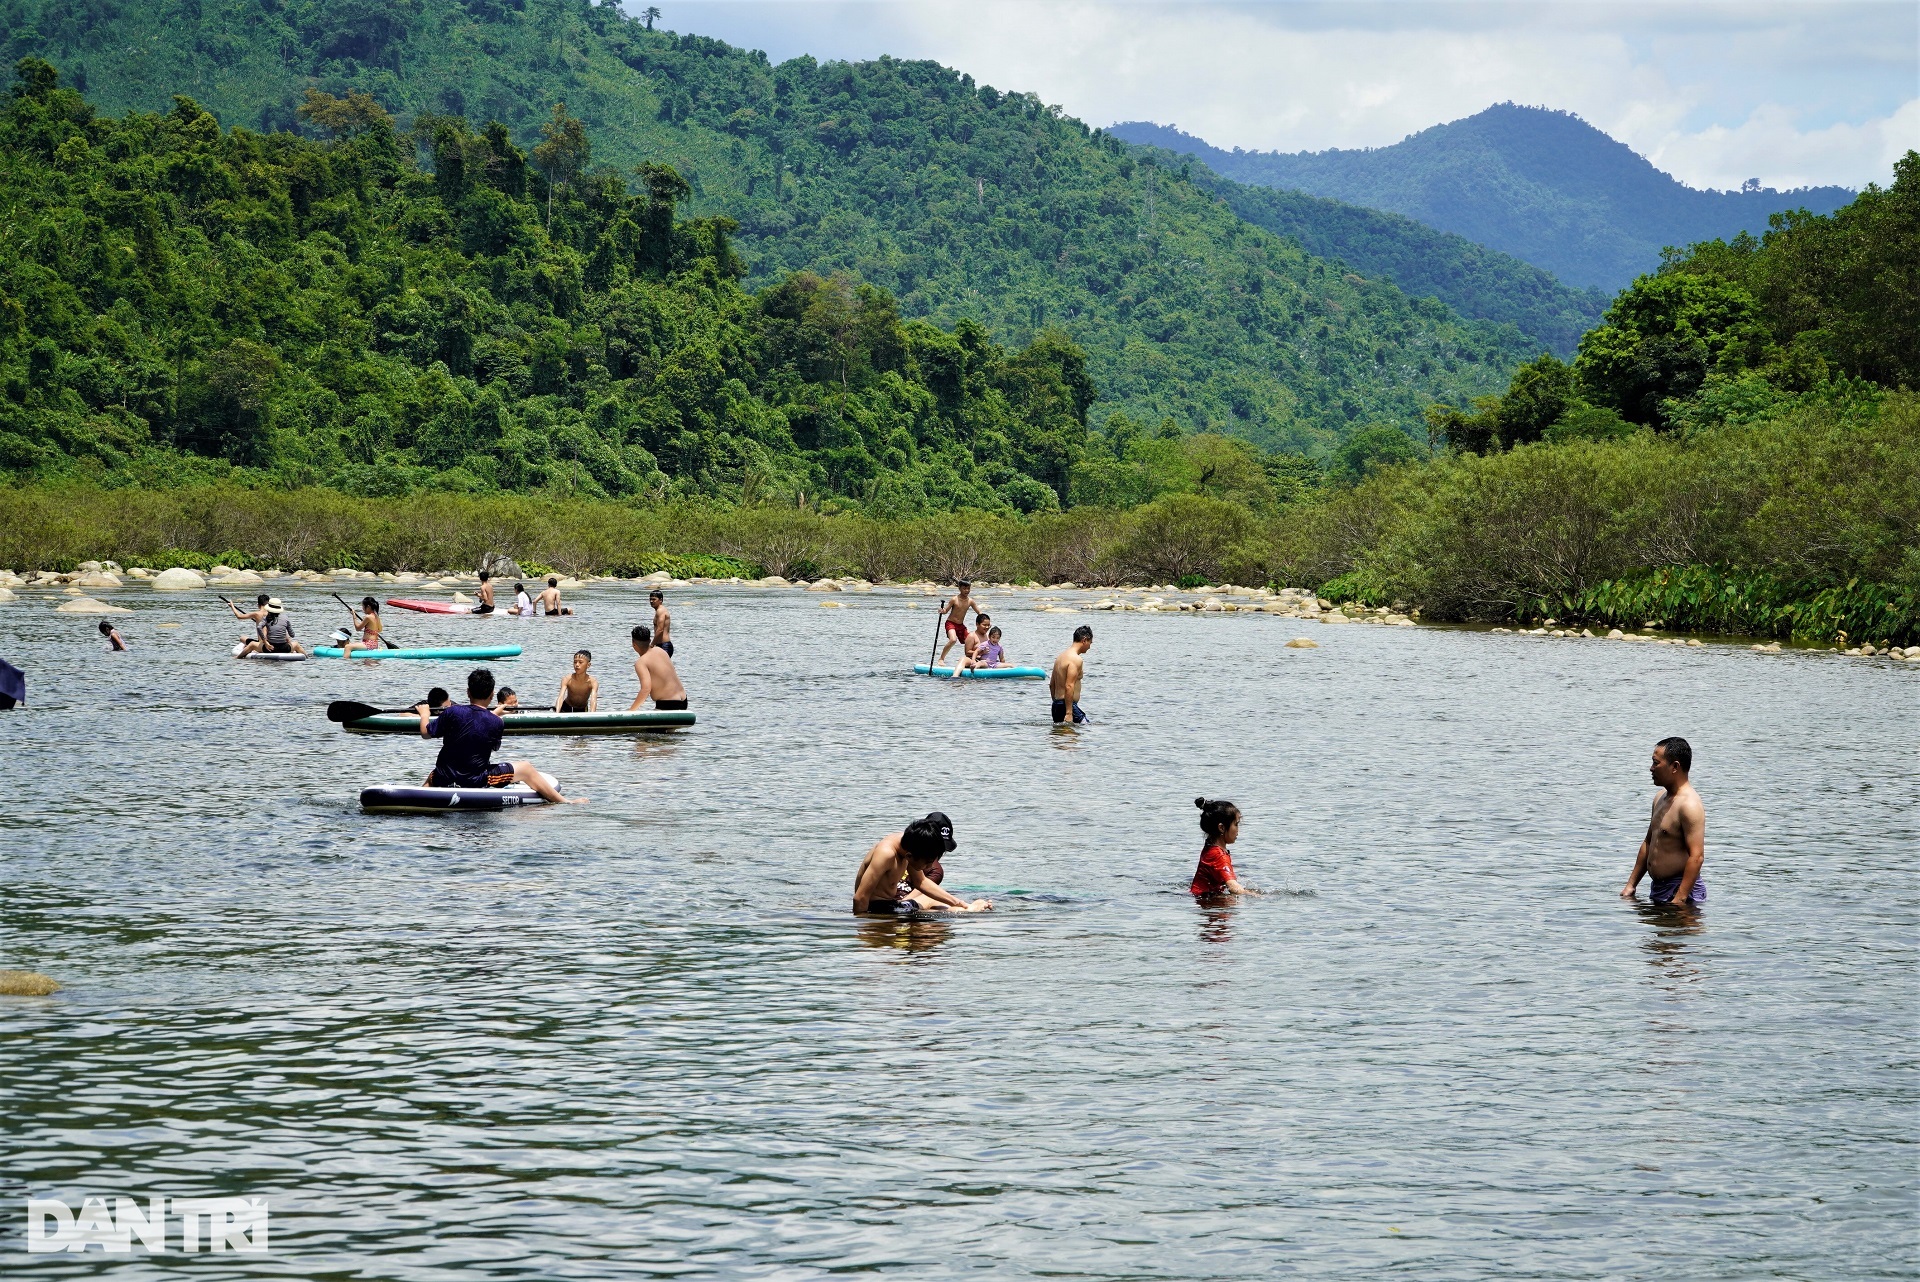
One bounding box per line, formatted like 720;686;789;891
495;687;522;713
1190;797;1253;897
99;619;127;651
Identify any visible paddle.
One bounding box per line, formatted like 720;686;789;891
333;592;400;648
326;699;432;723
928;596;948;674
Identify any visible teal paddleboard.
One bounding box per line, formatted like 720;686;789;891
313;644;522;660
914;664;1047;679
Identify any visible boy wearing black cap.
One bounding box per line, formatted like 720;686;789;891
852;812;992;914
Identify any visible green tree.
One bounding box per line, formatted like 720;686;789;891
1574;273;1773;429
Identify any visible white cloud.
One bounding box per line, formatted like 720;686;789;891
664;0;1919;189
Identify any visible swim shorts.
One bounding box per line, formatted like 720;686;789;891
429;764;517;789
470;603;494;615
654;698;689;710
267;641;294;654
862;896;910;915
1650;872;1706;905
658;640;674;657
1050;699;1086;724
945;618;968;640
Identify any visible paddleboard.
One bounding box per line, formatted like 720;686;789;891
313;644;521;660
344;709;694;735
359;772;560;814
913;664;1047;679
232;640;308;661
386;598;475;614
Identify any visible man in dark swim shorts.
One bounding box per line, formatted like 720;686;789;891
851;812;990;914
1050;625;1092;723
1621;736;1706;907
419;668;578;803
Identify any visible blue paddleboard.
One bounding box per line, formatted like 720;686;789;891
315;644;522;660
913;664;1047;679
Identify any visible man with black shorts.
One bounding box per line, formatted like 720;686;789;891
1050;625;1092;723
418;668;578;803
472;571;497;615
851;812;991;914
650;589;674;656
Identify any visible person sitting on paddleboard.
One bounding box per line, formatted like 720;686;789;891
419;667;578;804
936;581;980;668
513;582;536;618
555;650;598;712
238;598;302;657
229;593;271;642
99;619;128;651
340;596;381;656
852;812;990;915
950;610;990;679
649;590;673;656
421;687;450;715
629;625;688;710
539;577;573;616
472;571;496;615
966;625;1005;673
1190;797;1258;898
1050;625;1092;724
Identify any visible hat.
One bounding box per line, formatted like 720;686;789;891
903;811;956;857
264;597;285;614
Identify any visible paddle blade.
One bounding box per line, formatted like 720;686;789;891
326;700;385;723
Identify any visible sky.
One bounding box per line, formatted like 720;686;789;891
654;1;1919;191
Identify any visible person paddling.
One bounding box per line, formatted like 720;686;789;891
628;625;687;710
1621;736;1706;908
239;597;304;657
1050;625;1093;723
936;580;980;668
229;593;271;644
418;667;579;804
340;596;382;657
555;650;598;712
852;812;991;914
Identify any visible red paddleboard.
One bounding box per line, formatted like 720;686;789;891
386;598;474;614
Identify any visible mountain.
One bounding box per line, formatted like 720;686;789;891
1110;107;1857;292
1125;143;1608;355
2;0;1539;454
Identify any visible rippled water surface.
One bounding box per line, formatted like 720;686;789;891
3;582;1916;1279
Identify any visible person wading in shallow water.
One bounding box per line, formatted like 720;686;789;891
851;812;991;914
1620;736;1706;907
628;625;687;710
650;589;673;657
1050;625;1092;723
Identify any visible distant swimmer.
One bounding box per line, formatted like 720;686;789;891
539;577;574;617
555;649;599;712
1190;797;1258;897
852;812;991;914
339;596;381;656
1050;624;1093;723
1621;736;1706;907
629;625;688;710
240;598;303;656
99;619;127;651
419;667;579;803
649;589;673;656
473;570;497;615
937;580;980;667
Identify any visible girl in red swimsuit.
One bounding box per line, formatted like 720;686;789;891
1191;797;1250;897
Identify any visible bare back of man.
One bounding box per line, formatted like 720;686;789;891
1621;737;1706;906
628;625;688;710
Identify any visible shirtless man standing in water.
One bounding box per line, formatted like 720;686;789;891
628;625;688;710
1050;624;1092;723
649;589;673;656
1620;736;1706;907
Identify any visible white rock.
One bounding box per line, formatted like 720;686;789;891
127;567;154;579
757;576;789;587
62;585;84;595
209;564;237;576
805;579;844;592
0;587;14;602
1320;612;1350;624
1687;639;1704;647
452;591;472;603
77;560;103;572
1284;637;1319;649
1606;628;1625;639
151;567;207;591
55;596;131;614
73;571;121;588
210;570;263;586
819;600;845;609
1492;627;1512;633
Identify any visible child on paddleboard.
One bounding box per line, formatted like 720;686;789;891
1190;797;1256;898
555;650;598;712
495;687;522;713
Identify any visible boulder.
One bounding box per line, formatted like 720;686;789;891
452;591;472;603
1606;628;1626;639
805;579;844;591
73;571;121;588
56;596;131;613
1284;637;1319;649
0;587;14;602
77;560;103;572
641;570;675;583
757;576;790;587
209;564;237;576
1686;639;1704;647
151;567;207;591
1319;612;1350;624
210;570;263;586
818;600;845;609
127;567;154;579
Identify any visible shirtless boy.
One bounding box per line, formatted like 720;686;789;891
936;581;980;667
851;812;992;914
1050;625;1093;723
555;650;598;711
629;625;688;710
649;590;673;656
1620;736;1706;907
473;571;496;615
538;577;574;616
950;610;990;680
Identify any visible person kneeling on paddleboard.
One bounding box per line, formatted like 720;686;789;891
419;668;580;804
851;813;991;915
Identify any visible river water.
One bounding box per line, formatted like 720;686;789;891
2;581;1915;1279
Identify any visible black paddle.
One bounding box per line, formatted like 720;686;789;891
928;596;948;674
326;699;434;723
332;592;400;648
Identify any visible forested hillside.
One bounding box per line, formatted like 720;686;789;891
1123;144;1608;355
1113;108;1856;291
2;0;1537;451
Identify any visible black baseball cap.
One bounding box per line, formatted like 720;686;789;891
903;812;956;856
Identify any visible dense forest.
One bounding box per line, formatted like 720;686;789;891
1113;108;1856;292
0;0;1538;450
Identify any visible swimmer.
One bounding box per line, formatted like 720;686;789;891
495;686;521;713
1050;624;1092;723
936;580;981;667
554;650;598;712
649;589;673;657
1190;797;1258;896
852;812;991;914
628;624;688;710
99;619;127;651
1620;736;1706;907
539;576;573;616
418;667;579;803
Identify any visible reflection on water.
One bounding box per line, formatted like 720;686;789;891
2;583;1915;1278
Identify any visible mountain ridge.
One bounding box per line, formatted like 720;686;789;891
1110;107;1857;291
